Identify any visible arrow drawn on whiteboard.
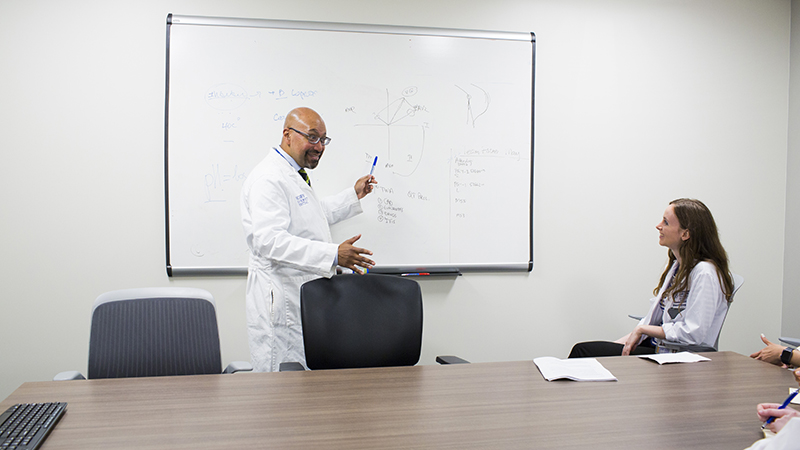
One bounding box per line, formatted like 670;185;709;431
354;87;427;177
373;87;423;126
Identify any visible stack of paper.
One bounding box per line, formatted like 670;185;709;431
533;356;617;382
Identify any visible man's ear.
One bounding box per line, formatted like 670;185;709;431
281;128;293;148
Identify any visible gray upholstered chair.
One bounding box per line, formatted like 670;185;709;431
54;287;251;380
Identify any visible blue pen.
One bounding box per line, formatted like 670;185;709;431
763;390;798;429
369;156;378;176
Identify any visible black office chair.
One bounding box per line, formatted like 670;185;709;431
54;287;251;380
280;274;468;371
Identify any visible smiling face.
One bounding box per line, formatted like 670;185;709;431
281;107;328;170
656;205;690;258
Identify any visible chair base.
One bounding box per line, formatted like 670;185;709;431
279;362;306;372
435;355;470;365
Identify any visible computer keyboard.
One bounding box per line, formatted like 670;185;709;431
0;402;67;450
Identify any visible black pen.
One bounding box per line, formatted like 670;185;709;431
762;390;798;429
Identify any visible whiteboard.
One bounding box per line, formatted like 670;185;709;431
165;14;535;276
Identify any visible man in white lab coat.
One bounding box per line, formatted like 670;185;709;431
240;107;376;371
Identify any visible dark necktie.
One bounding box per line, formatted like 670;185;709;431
298;169;311;186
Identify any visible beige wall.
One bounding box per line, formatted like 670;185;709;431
0;0;791;400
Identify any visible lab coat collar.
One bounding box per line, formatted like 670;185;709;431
275;147;302;172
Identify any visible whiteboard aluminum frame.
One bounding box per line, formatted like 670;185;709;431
164;13;535;277
168;14;532;42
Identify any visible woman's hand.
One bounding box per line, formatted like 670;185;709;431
621;325;666;356
614;333;632;345
750;334;785;366
622;328;643;356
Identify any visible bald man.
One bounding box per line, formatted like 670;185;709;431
241;107;376;371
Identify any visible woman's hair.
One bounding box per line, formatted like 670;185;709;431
654;198;735;301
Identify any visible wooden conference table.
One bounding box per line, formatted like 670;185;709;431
1;351;796;449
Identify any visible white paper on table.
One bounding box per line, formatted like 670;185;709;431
533;356;617;382
637;352;711;365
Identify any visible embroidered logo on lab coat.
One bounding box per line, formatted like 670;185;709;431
296;194;309;206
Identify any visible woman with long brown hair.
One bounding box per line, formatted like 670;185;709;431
569;198;734;357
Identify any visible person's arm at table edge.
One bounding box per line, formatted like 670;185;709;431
751;334;800;367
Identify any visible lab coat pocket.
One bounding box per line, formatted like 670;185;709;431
245;274;279;328
281;273;317;328
267;281;289;327
268;289;278;326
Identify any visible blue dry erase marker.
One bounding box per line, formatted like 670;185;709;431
763;390;798;429
369;156;378;176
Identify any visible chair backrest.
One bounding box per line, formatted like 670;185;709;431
300;274;423;370
659;272;744;353
712;273;744;349
87;287;222;379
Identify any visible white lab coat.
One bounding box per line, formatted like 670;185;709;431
241;148;363;371
638;260;729;350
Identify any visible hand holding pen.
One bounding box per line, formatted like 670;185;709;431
355;156;378;199
759;390;799;432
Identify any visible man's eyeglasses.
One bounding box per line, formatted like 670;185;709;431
289;127;331;146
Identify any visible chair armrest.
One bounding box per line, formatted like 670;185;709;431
53;371;86;381
223;361;253;374
279;362;306;372
435;355;470;365
780;337;800;348
659;341;716;353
